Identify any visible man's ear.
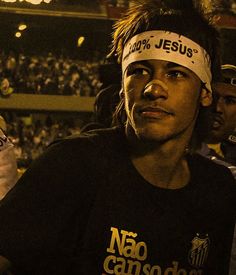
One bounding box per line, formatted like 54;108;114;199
200;87;212;107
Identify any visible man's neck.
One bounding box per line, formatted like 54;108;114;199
126;128;191;190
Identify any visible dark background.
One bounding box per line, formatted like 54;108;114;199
0;12;113;60
0;0;235;82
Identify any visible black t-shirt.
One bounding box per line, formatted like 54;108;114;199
0;127;235;275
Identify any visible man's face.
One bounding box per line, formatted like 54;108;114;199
210;82;236;142
123;59;210;142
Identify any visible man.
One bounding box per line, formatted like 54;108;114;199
0;1;235;274
201;64;236;171
199;64;236;275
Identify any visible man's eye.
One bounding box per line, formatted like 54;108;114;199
166;70;187;78
224;96;236;105
126;67;150;76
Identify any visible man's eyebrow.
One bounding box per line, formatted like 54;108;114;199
216;93;236;99
226;95;236;98
166;62;182;68
130;60;150;67
129;60;184;69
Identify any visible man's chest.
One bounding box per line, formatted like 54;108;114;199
74;177;233;275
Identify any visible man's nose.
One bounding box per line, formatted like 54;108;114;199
143;79;168;100
215;97;224;113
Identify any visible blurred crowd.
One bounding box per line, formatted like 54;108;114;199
0;51;103;97
5;116;81;169
0;49;121;170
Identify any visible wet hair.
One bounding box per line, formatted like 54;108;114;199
109;0;221;151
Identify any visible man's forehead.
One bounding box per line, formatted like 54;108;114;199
221;64;236;86
223;70;236;78
213;82;236;96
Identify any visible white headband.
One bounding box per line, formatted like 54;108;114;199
122;30;212;92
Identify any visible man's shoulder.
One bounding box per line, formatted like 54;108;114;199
189;153;236;221
189;154;236;208
10;128;126;204
45;126;125;162
198;142;236;178
190;153;235;181
53;126;123;147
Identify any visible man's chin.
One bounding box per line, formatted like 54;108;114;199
134;127;172;143
209;128;228;143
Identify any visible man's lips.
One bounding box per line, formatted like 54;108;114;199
139;106;173;119
212;115;224;129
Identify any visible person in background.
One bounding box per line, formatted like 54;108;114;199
0;116;18;200
81;61;121;131
198;63;236;275
0;78;13;97
0;1;235;274
80;84;120;132
199;64;236;175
